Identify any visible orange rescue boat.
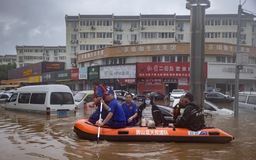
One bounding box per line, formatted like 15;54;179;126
74;119;234;143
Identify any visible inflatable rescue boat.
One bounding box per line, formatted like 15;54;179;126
74;119;234;143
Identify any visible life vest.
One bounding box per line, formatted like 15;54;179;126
93;84;108;106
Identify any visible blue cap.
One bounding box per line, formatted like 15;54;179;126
105;90;114;95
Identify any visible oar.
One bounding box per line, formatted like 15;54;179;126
97;102;103;144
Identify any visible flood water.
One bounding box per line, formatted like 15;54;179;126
0;102;255;160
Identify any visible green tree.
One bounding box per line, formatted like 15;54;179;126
0;63;16;82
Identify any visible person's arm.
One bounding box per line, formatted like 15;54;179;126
101;99;109;110
97;112;113;127
128;113;138;123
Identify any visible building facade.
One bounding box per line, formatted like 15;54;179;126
0;55;16;65
15;46;70;68
65;14;256;67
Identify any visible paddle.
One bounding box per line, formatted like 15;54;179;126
97;102;103;144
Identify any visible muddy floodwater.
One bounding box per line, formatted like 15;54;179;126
0;102;255;160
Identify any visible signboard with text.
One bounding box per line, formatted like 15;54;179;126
79;67;88;80
55;70;71;81
100;65;136;79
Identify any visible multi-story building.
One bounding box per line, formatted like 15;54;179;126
65;14;256;67
15;46;72;69
0;55;16;65
65;13;256;94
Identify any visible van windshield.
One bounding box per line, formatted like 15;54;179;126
73;93;86;102
50;92;74;105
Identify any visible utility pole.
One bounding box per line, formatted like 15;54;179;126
234;4;242;117
186;0;210;108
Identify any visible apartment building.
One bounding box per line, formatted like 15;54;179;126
65;14;256;67
0;55;16;65
15;46;71;69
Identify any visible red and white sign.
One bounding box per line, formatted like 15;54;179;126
71;69;79;80
137;62;207;78
119;78;136;85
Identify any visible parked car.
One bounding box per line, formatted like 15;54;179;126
169;98;233;115
137;91;166;101
205;92;234;103
5;84;76;116
238;92;256;112
114;90;129;101
0;93;12;103
204;100;234;115
170;89;186;100
73;90;94;109
157;105;173;124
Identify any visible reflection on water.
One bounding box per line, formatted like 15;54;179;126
0;105;256;160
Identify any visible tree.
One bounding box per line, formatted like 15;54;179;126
0;63;16;82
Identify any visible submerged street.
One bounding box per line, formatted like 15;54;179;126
0;103;255;160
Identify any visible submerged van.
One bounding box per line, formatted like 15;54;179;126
5;84;76;116
73;90;94;109
238;92;256;112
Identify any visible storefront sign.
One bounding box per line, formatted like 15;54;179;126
137;62;191;78
23;69;33;76
145;78;162;84
79;67;88;80
42;62;65;72
42;72;56;82
88;66;99;80
28;76;41;83
119;78;136;85
71;69;79;80
55;70;71;81
208;62;256;79
100;65;136;79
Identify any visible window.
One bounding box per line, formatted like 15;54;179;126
50;92;74;105
71;34;77;40
30;93;46;104
248;96;256;105
152;56;162;62
131;22;137;28
9;93;18;102
238;95;247;103
18;93;31;103
204;103;216;111
117;34;122;40
216;56;225;63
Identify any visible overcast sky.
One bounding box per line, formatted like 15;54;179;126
0;0;255;55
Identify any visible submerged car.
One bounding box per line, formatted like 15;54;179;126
205;92;234;103
73;90;94;109
137;91;166;101
169;99;233;115
204;100;234;115
170;89;186;100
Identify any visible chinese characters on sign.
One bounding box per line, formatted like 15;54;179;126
100;65;136;79
138;62;190;78
136;129;169;135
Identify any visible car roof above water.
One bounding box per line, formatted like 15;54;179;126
16;84;72;93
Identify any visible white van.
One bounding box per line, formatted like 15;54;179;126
238;92;256;112
73;90;94;109
5;84;76;116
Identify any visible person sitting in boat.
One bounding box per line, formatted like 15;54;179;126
121;93;138;126
96;90;126;128
137;95;165;127
171;95;186;122
169;92;205;131
88;80;108;124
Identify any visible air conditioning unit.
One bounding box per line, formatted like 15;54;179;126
72;63;77;67
130;28;134;31
73;27;78;31
241;40;246;44
114;40;122;44
71;40;75;44
141;26;146;30
130;41;138;44
91;25;96;30
179;27;183;31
